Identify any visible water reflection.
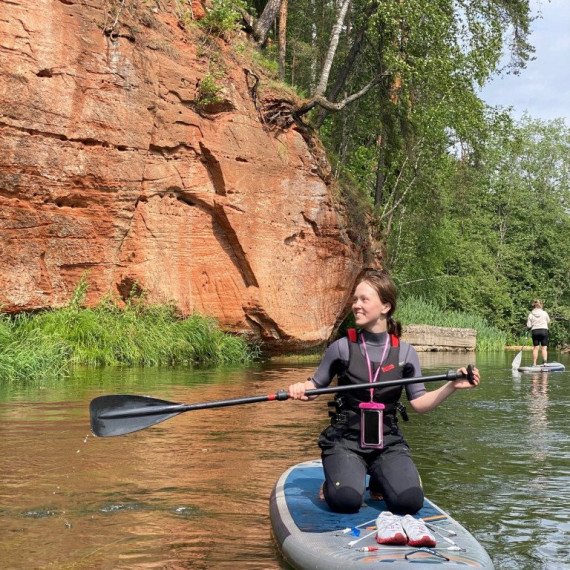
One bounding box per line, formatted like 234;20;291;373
527;372;549;462
0;353;568;569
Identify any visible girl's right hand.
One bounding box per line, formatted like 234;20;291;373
288;379;316;400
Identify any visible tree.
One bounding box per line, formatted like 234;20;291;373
278;0;288;80
240;1;568;341
252;0;282;45
387;115;570;344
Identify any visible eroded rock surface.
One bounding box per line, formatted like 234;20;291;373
0;1;367;350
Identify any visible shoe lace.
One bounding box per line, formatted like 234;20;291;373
377;515;402;532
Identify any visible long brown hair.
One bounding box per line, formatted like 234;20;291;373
357;269;402;337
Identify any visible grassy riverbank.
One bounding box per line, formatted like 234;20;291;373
0;291;508;382
0;292;258;383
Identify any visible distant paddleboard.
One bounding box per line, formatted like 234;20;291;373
517;362;565;373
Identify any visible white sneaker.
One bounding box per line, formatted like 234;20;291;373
375;511;407;545
401;515;437;547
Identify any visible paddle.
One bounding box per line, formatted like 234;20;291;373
511;349;523;371
90;366;474;437
511;332;529;370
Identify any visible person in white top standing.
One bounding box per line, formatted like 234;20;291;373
527;300;551;366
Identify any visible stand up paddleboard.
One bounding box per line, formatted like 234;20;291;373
270;459;494;569
517;362;565;373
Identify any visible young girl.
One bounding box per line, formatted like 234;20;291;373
288;269;480;519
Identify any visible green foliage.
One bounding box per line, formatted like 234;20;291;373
196;73;223;109
387;116;570;346
0;289;259;383
251;46;279;77
0;315;70;383
199;0;247;37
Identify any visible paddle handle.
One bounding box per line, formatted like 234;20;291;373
208;368;475;405
99;394;276;419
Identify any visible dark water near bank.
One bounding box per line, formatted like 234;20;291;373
0;352;568;569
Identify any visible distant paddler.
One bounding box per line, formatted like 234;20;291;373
526;299;551;366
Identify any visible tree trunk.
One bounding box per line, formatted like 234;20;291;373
374;133;386;207
313;18;367;128
253;0;282;46
278;0;288;81
314;0;351;97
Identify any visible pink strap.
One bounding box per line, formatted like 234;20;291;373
360;333;390;401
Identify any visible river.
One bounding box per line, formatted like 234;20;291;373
0;351;568;569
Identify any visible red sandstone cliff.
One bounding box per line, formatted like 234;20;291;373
0;1;370;350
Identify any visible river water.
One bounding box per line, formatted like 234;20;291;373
0;351;568;569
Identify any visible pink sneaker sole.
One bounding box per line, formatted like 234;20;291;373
376;532;407;545
407;535;437;547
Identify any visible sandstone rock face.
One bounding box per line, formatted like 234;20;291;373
0;1;367;351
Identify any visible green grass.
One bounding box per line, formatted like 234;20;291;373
0;315;70;383
0;295;259;383
398;296;507;351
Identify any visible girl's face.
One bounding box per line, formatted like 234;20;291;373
352;281;391;332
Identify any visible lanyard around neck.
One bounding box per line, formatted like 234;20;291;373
360;333;390;401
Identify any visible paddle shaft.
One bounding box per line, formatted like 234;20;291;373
97;369;467;420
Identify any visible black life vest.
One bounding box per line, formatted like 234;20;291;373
338;328;404;416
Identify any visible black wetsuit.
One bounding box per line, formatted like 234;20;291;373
312;330;425;514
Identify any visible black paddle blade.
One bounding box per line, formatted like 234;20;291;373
90;395;184;437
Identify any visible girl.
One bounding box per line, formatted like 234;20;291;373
288;269;480;517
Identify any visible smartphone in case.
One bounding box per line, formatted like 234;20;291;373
359;401;385;449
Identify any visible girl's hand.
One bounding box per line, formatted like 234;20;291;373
454;366;480;390
288;379;316;400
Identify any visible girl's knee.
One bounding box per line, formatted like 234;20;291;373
324;484;363;514
386;487;424;515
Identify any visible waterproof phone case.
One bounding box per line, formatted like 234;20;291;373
359;401;385;449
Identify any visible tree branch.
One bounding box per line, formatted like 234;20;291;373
314;1;378;128
295;75;385;116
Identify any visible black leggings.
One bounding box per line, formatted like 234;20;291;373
319;430;424;514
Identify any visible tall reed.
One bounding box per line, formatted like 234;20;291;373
0;292;259;382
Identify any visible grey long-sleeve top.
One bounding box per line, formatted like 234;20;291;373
311;330;426;401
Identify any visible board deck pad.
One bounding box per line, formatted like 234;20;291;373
284;464;445;533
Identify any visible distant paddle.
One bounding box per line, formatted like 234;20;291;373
511;350;523;370
90;366;475;437
511;333;529;370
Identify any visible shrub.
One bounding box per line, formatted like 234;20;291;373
199;0;247;38
196;73;223;110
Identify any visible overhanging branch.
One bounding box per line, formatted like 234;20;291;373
295;75;387;117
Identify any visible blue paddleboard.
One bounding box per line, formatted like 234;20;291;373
270;459;494;569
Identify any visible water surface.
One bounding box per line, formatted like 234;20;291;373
0;352;568;569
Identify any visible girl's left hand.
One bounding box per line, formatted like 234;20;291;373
454;366;480;389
